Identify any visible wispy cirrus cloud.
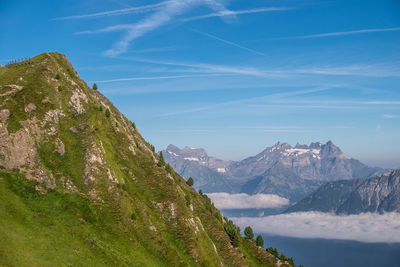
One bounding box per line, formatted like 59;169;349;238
120;58;288;78
233;126;304;129
186;27;266;56
262;129;312;133
365;101;400;105
182;6;293;22
127;46;179;54
76;0;231;56
250;99;400;111
124;58;400;78
71;1;294;57
273;27;400;40
152;129;216;133
76;24;136;35
232;212;400;243
207;192;289;209
293;64;400;77
88;73;229;83
382;114;400;119
155;85;400;117
156;86;333;117
53;2;166;20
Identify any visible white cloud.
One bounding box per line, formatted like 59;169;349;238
77;0;231;56
232;212;400;243
76;24;136;35
186;27;266;56
294;64;400;77
273;27;400;40
262;129;311;133
53;2;166;20
123;58;288;78
182;7;292;22
156;86;334;116
366;101;400;105
382;114;400;119
125;58;400;78
152;129;215;133
74;2;293;57
207;192;289;209
88;73;227;83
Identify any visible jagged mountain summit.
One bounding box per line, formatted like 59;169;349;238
163;142;384;202
285;169;400;214
0;52;288;266
163;145;234;193
231;141;381;182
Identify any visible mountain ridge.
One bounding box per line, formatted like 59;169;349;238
0;52;288;266
162;142;385;202
285;169;400;214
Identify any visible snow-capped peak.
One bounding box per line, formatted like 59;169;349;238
282;148;321;159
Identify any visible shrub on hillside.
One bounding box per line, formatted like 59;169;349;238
105;109;111;118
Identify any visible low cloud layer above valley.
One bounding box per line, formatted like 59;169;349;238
207;192;289;209
232;212;400;243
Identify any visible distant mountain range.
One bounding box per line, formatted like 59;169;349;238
163;145;234;192
285;169;400;214
162;142;385;202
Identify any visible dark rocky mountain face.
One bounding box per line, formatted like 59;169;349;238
163;142;384;202
240;164;326;202
285;169;400;214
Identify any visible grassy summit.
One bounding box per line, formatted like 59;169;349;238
0;52;291;266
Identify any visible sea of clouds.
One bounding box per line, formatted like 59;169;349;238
232;212;400;243
207;192;289;209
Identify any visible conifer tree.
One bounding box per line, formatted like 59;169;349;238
244;226;254;239
186;177;194;186
256;235;264;247
157;151;165;166
280;253;287;261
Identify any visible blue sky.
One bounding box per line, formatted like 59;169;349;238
1;0;400;168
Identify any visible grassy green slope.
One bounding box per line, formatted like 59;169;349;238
0;53;289;266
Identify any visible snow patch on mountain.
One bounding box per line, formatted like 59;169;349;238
217;168;226;173
282;148;321;158
184;157;199;161
167;150;178;157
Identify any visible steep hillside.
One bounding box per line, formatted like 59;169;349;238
285;169;400;214
0;52;290;266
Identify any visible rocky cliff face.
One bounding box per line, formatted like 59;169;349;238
240;164;326;202
0;52;285;266
162;142;384;202
285;169;400;214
